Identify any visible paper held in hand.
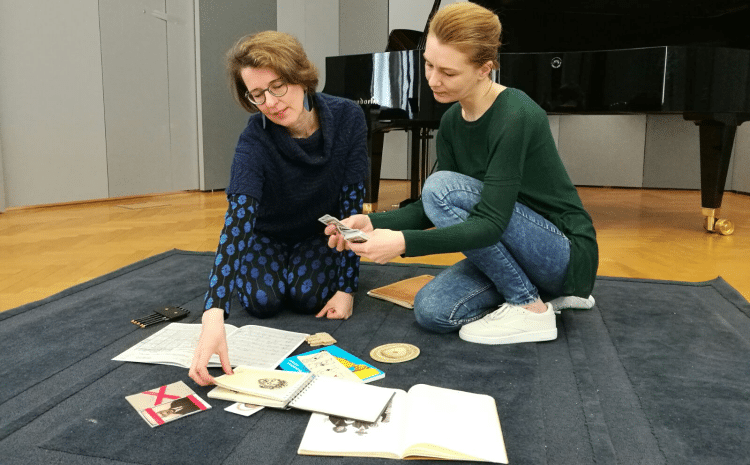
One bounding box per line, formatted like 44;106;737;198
209;366;395;423
297;383;508;463
318;214;369;243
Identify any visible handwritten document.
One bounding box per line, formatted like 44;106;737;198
113;323;308;369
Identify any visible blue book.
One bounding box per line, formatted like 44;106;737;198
280;345;385;383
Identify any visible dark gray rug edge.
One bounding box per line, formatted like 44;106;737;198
6;249;746;321
597;274;750;317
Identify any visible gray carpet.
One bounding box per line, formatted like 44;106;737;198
1;249;749;465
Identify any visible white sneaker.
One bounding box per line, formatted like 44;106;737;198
548;295;595;314
458;303;557;345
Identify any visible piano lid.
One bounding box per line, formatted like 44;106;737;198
472;0;749;18
470;0;750;53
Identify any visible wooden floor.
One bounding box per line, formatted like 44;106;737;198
1;181;749;312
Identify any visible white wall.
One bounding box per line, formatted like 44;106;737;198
388;0;461;31
559;115;648;187
0;138;6;211
0;0;275;205
339;0;388;56
734;124;750;193
277;0;338;90
197;0;276;191
166;0;201;192
0;0;109;208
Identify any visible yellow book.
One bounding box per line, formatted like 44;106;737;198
366;275;435;309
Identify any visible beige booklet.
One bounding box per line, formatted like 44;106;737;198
366;275;435;309
298;383;508;463
209;366;395;423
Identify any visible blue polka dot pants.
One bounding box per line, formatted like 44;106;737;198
235;232;351;318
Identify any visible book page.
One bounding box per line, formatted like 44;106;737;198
289;377;397;423
403;384;508;463
297;389;408;459
113;323;235;367
226;325;308;368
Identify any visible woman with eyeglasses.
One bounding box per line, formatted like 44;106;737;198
326;2;598;345
189;31;368;386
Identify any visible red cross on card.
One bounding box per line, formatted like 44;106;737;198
143;384;182;405
125;381;196;411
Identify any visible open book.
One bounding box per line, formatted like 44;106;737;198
113;323;308;369
209;366;395;423
298;383;508;463
366;275;435;309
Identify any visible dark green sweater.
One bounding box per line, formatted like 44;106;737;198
370;88;598;297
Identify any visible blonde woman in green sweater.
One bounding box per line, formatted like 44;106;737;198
327;2;598;345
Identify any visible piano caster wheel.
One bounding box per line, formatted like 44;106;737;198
713;218;734;236
702;208;734;235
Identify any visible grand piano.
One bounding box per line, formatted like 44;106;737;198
322;0;750;235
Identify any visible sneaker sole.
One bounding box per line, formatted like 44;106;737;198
458;328;558;345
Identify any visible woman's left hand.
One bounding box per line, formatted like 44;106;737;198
316;291;354;319
348;229;406;264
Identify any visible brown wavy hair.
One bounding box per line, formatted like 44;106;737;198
428;2;502;70
227;31;319;113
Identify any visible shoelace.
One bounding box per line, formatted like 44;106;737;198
487;303;515;320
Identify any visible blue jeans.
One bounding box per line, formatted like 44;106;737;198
414;171;570;333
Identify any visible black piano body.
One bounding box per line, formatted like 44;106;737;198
322;0;750;234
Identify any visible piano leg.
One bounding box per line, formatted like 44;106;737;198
363;129;385;214
402;126;434;207
409;127;422;200
686;114;746;235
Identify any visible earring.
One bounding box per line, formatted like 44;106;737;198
261;113;267;129
303;92;312;111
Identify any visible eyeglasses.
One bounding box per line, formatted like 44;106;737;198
244;80;288;105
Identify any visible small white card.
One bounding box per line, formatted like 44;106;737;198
225;402;265;417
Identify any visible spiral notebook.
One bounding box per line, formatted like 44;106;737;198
209;366;395;422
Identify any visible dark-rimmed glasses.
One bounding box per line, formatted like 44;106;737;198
244;80;288;105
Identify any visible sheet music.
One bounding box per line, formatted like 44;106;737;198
113;323;308;369
226;325;309;368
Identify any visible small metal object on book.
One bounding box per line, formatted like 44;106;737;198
131;306;189;328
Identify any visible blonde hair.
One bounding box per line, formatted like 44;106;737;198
227;31;319;113
428;2;502;69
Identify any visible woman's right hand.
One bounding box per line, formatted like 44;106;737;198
188;307;233;386
325;214;373;251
